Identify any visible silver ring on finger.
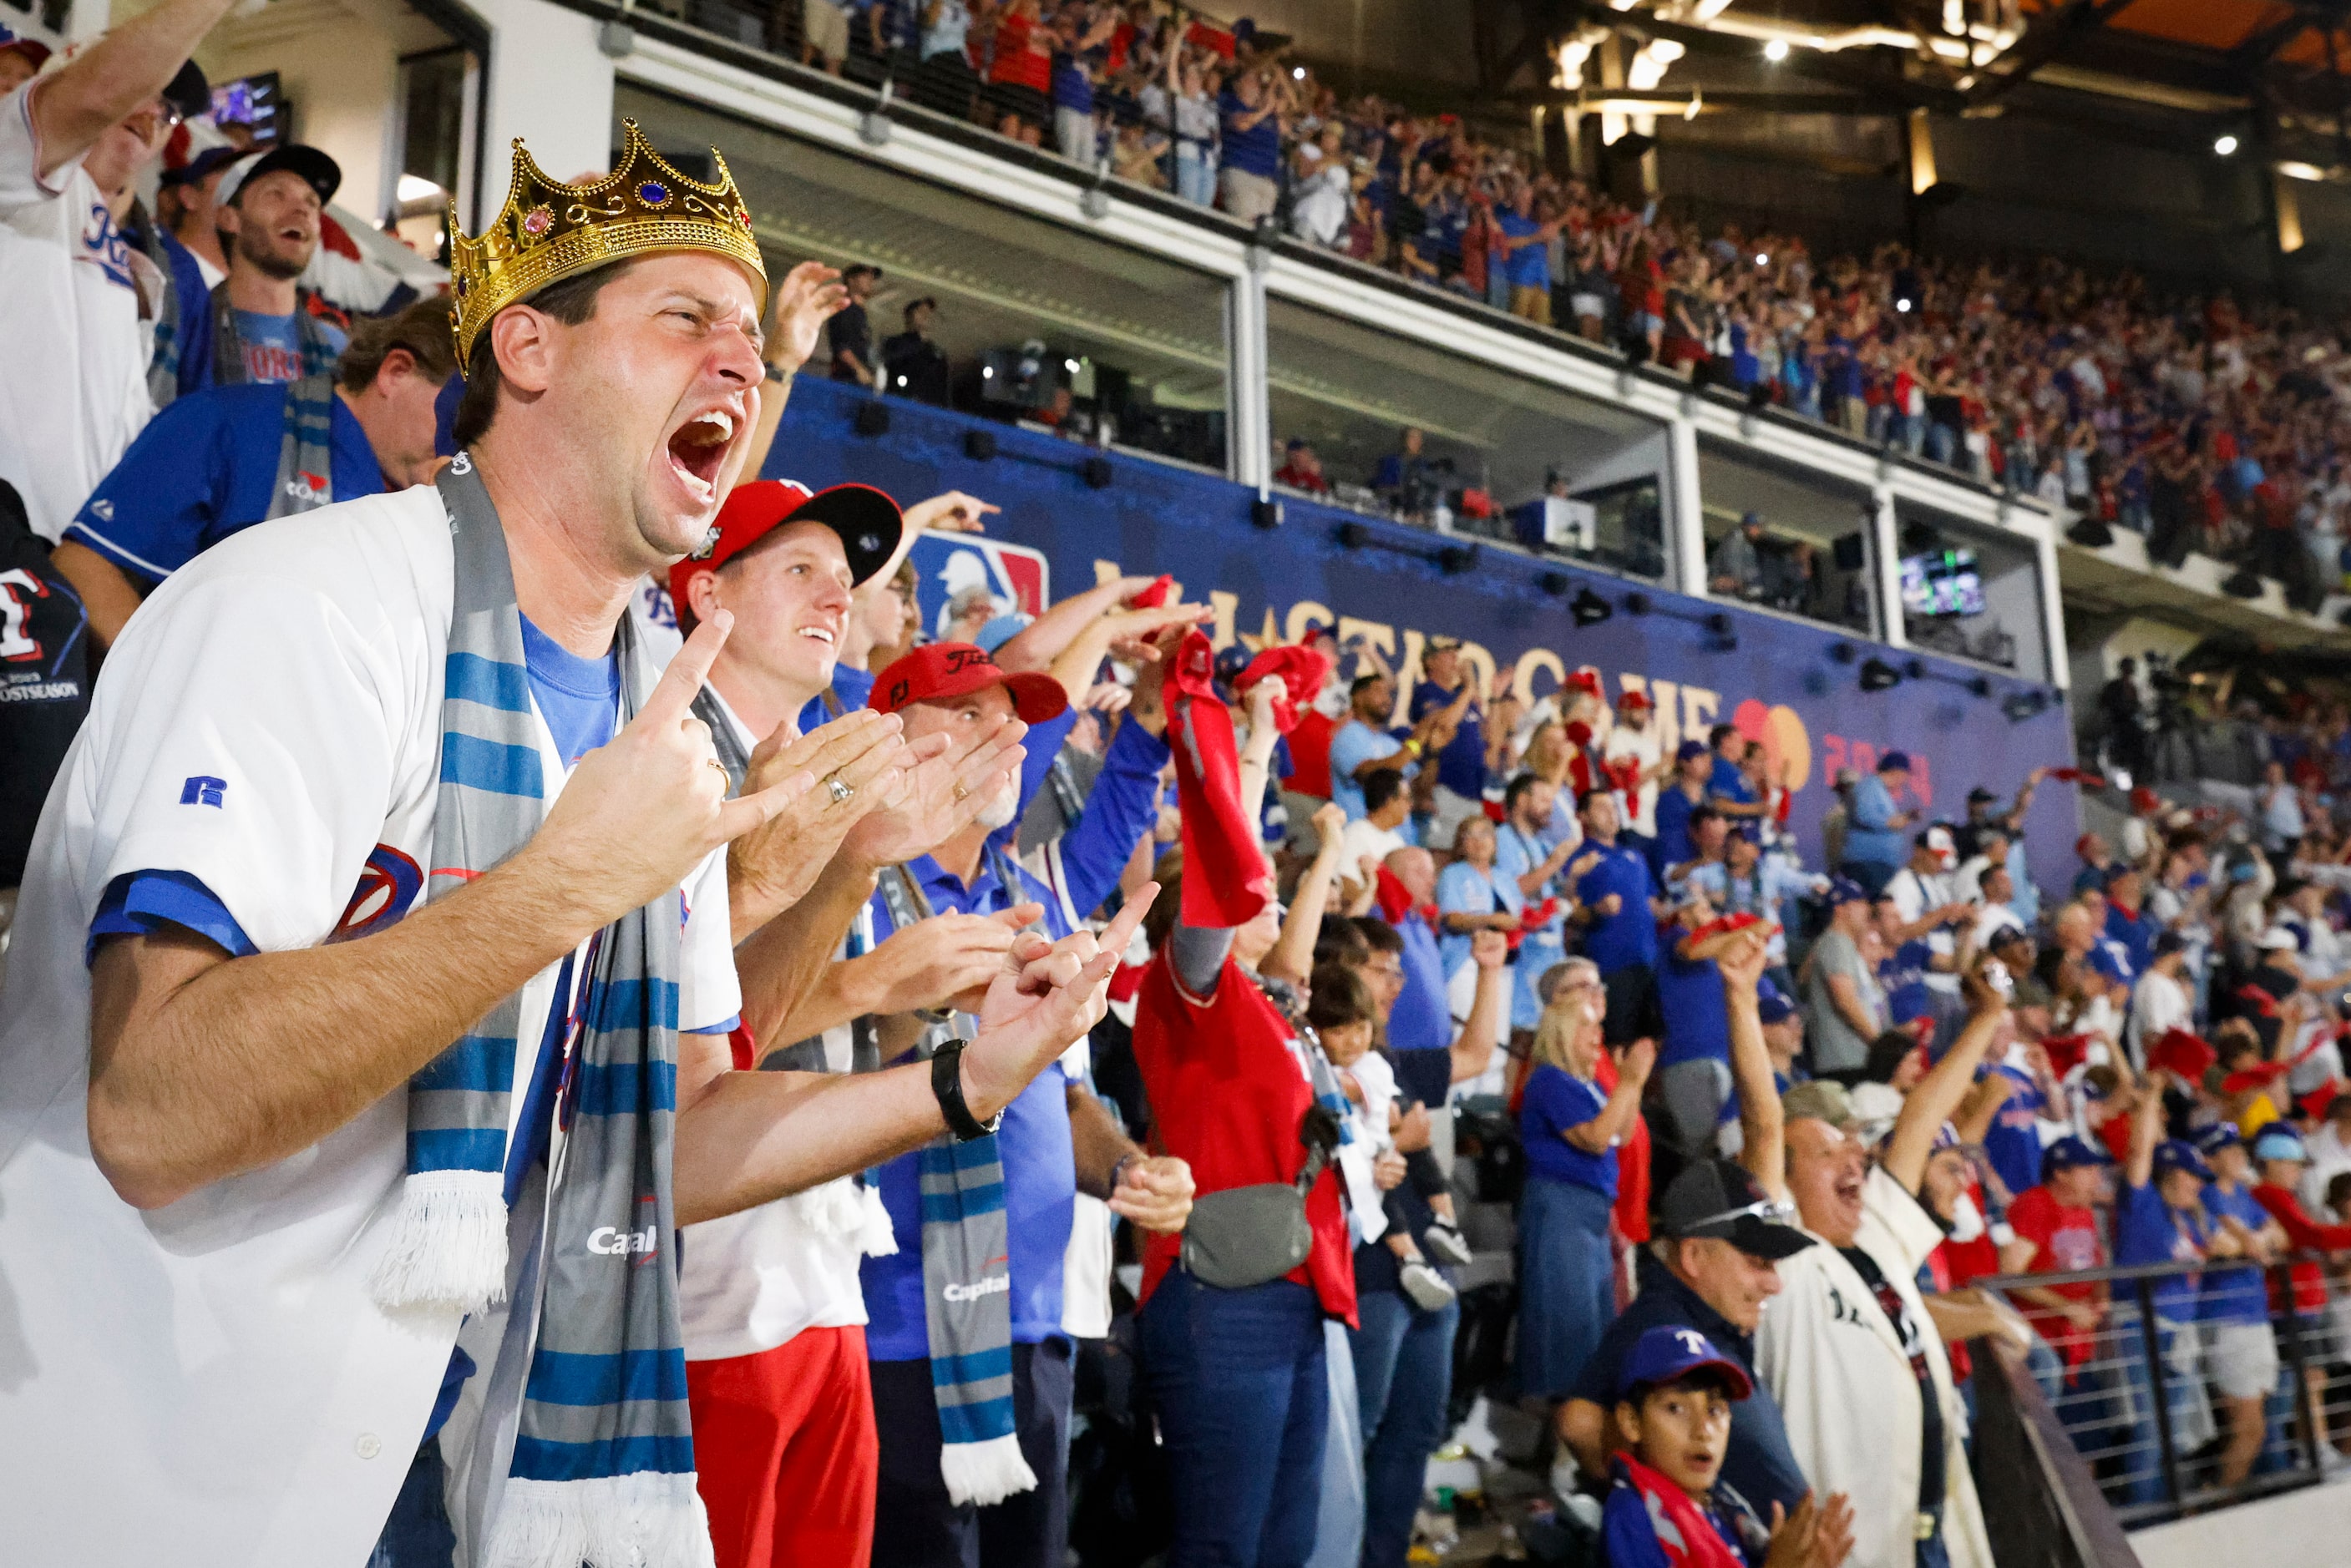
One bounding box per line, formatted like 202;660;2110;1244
825;773;855;805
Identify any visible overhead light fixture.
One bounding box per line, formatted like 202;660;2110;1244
1755;252;1769;266
395;173;443;203
1292;65;1305;79
1763;38;1791;62
2278;160;2327;182
2215;134;2240;157
1571;585;1614;626
1895;297;1913;313
1859;657;1903;692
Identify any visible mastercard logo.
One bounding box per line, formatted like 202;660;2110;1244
1730;697;1811;793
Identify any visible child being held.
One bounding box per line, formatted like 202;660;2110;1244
1601;1327;1855;1568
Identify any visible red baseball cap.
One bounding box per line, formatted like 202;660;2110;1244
870;643;1068;724
667;478;903;614
1617;688;1651;710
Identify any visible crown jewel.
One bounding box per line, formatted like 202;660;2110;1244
447;119;768;374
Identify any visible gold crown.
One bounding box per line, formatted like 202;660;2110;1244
447;119;768;375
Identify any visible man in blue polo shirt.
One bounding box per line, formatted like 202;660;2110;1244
1409;635;1485;842
51;294;455;653
1216;68;1285;222
859;637;1185;1566
1494;182;1558;326
1842;751;1917;895
1572;787;1665;1044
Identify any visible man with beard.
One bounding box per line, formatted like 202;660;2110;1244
177;141;347;394
861;635;1198;1568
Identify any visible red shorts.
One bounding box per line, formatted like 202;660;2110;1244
687;1324;878;1568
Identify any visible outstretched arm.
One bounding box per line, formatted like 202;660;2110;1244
29;0;239;178
1718;930;1786;1201
1883;964;2007;1195
672;883;1158;1224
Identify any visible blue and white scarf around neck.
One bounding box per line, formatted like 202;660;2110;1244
368;457;709;1566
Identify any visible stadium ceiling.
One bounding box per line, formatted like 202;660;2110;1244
1483;1;2351;153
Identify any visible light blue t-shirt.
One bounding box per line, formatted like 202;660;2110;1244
1328;718;1406;820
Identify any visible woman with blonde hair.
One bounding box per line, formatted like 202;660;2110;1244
1516;958;1654;1400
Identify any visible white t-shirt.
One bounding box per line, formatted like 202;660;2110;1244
2127;967;2188;1065
0;81;155;540
0;486;738;1564
678;690;885;1363
1887;865;1961;994
1602;719;1664;837
1340;816;1407;883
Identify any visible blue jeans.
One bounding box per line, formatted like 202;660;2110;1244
1175;143;1216;205
1142;1272;1330;1567
1353;1289;1460;1568
367;1442;455;1568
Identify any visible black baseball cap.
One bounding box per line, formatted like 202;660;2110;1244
220;143;342;207
163;60;210;124
1655;1159;1813;1260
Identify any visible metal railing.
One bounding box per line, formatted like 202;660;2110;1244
1972;1255;2351;1528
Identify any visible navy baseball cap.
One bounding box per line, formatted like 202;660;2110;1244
1756;979;1797;1025
1676;739;1710;762
162;144;243;188
2252;1125;2311;1165
1617;1325;1755;1402
1879;751;1913;772
1826;876;1871;908
2040;1136;2112;1181
2151;1140;2212;1182
2194;1124;2242;1157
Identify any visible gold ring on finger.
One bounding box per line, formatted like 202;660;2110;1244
952;781;970;802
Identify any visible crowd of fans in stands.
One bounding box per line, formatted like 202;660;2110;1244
793;0;2351;602
14;8;2351;1565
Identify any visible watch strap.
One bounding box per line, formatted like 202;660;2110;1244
932;1039;1001;1141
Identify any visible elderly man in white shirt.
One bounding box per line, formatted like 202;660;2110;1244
1753;962;2004;1568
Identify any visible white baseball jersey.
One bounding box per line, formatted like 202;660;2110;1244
0;485;737;1565
0;81;155;541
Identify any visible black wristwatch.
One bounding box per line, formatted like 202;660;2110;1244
931;1039;1001;1142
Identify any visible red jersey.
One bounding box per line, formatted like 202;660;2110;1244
2006;1185;2105;1367
1129;951;1356;1324
2253;1182;2351;1316
1285;709;1336;800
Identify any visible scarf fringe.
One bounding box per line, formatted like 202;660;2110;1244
367;1169;509;1313
483;1472;717;1568
857;1181;899;1257
940;1432;1038;1509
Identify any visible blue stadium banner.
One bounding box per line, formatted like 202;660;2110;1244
770;378;2079;875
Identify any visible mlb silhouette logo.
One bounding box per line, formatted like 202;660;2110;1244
180;775;226;807
911;535;1048;643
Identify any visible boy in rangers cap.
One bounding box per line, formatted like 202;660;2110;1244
1602;1325;1854;1568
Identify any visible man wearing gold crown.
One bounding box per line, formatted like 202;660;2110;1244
0;122;1154;1568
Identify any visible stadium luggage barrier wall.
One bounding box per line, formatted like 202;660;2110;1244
762;376;2079;872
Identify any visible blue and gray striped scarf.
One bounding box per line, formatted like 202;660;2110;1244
875;856;1039;1507
368;456;708;1565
